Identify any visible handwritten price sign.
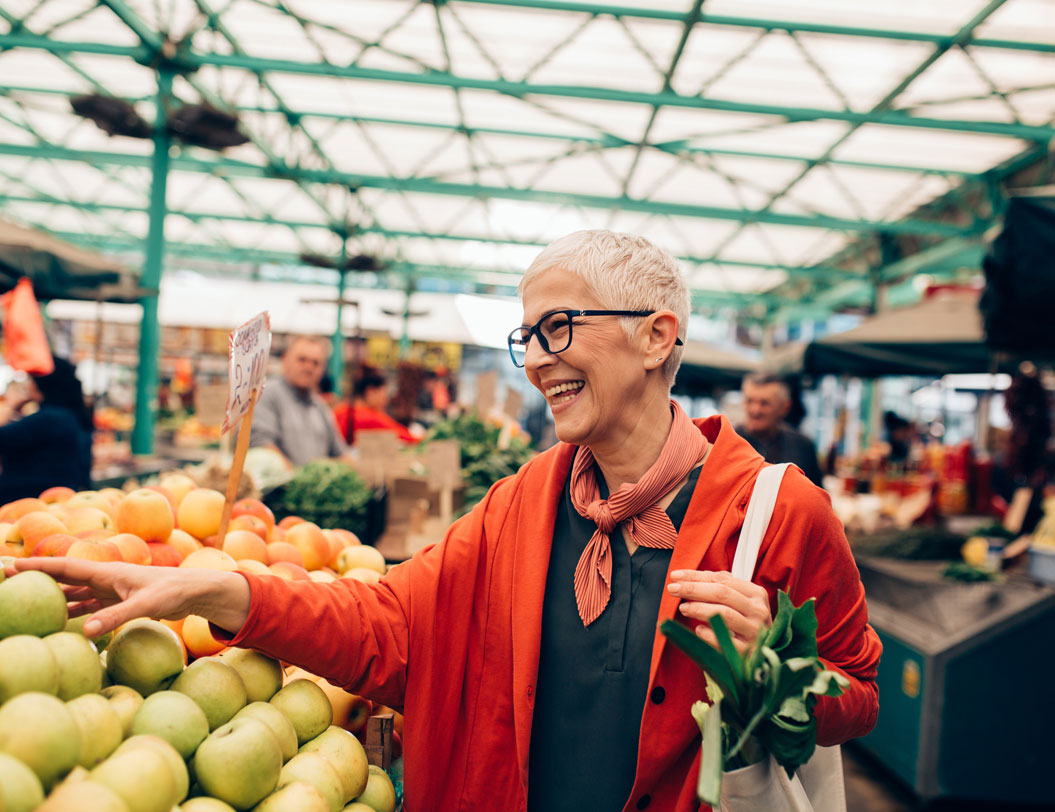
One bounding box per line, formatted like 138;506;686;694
223;312;271;434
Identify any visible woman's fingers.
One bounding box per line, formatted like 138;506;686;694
668;571;771;624
694;622;752;656
678;601;761;641
13;557;120;589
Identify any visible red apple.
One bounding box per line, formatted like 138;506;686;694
146;542;182;567
231;499;275;534
110;533;152;566
66;538;122;562
30;532;76;557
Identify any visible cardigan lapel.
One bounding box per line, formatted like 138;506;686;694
510;441;576;791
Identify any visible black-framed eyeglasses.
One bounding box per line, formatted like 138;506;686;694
507;309;683;368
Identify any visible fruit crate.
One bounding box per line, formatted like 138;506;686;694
365;712;404;809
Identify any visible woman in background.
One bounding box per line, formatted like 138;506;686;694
0;357;93;502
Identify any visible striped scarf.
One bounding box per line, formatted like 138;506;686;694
570;400;708;626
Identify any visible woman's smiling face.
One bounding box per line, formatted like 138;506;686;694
519;267;651;448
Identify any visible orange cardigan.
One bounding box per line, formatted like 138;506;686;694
223;416;881;812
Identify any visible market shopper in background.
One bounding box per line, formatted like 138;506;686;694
737;372;825;486
334;370;419;446
11;231;880;812
249;334;348;466
0;357;92;502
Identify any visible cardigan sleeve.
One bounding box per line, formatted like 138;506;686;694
217;474;512;709
753;468;882;746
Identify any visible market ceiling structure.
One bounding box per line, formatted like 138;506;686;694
0;0;1053;449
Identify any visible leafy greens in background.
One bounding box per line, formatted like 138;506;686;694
270;460;372;537
661;591;848;806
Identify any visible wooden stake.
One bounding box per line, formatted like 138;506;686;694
216;389;259;543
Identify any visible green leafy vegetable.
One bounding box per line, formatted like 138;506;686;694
268;460;372;536
661;590;849;807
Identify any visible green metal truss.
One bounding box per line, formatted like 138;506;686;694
0;0;1052;451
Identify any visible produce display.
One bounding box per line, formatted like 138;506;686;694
0;481;402;811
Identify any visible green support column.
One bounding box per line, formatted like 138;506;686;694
131;67;173;455
329;244;348;396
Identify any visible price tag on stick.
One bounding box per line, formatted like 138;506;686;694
216;312;272;542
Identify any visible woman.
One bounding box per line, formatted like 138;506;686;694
10;232;880;812
0;357;92;502
334;371;418;446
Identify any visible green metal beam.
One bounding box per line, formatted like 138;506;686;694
175;50;1055;142
0;141;980;237
0;81;981;178
46;229;767;307
456;0;1055;53
130;66;172;456
98;0;164;52
0;33;1050;141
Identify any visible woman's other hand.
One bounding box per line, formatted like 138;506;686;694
5;557;250;637
667;570;772;655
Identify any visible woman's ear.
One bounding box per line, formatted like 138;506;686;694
644;310;680;369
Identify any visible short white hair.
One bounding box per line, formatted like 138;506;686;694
518;230;690;388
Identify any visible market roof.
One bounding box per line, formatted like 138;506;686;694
0;0;1052;317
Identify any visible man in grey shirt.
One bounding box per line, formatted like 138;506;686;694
737;372;825;487
249;335;348;466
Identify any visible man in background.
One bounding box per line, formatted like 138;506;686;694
737;372;824;487
250;335;347;466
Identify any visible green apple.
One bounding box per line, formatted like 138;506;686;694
277;753;343;812
115;734;190;804
91;747;179;812
180;798;237;812
66;693;123;767
218;648;283;703
171;659;247;731
106;620;185;696
38;778;131;811
64;613;113;651
0;634;59;702
192;717;282;810
0;570;67;639
0;751;45;812
269;680;332;745
101;684;145;737
43;631;103;699
253;780;330;812
132;690;210;760
0;691;81;790
233;702;299;763
352;766;395;812
299;727;369;802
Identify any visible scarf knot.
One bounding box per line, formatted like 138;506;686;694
584;500;618;535
570;400;708;627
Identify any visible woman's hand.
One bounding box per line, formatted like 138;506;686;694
6;558;251;637
667;570;772;655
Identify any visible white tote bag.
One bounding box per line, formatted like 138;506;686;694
718;463;846;812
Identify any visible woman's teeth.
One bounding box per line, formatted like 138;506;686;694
546;381;584;402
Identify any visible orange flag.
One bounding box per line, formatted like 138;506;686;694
1;277;54;375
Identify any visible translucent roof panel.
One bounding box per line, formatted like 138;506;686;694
0;0;1050;316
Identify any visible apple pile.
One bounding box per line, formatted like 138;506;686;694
0;476;391;635
0;568;399;812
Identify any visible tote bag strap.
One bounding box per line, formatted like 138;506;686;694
731;463;791;581
725;462;847;812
